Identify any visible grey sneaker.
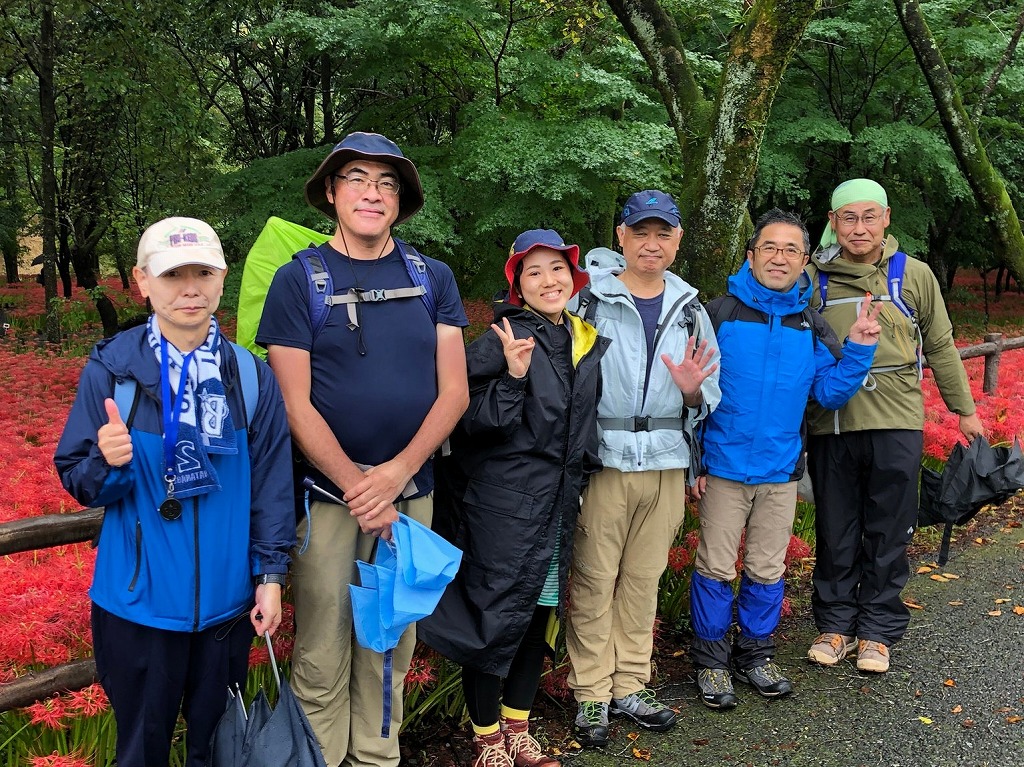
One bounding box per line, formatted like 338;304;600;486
610;688;677;731
734;661;794;697
696;668;739;709
573;701;609;748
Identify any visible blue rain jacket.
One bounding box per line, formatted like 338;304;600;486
55;325;295;632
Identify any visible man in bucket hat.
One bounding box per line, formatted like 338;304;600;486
565;190;721;748
804;178;984;674
257;132;469;766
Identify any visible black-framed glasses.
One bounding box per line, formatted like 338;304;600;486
332;173;401;196
835;212;881;227
755;244;806;260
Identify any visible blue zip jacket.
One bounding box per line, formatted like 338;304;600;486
702;262;876;485
55;324;296;632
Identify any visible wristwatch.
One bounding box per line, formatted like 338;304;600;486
255;573;287;586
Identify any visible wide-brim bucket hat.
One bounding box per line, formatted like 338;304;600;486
503;228;589;307
304;132;425;224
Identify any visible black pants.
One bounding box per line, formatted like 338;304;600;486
462;606;550;728
807;430;923;645
92;603;254;767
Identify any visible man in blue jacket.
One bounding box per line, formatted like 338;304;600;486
55;217;296;767
688;208;881;709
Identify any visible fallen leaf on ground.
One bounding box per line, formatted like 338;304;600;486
930;574;950;582
996;706;1013;713
672;649;685;657
988;610;1003;616
944;679;956;687
904;599;925;610
1015;606;1024;616
692;738;710;747
918;716;933;724
632;746;652;761
568;740;582;750
951;705;963;714
963;719;976;728
995;598;1011;604
914;689;922;698
949;600;965;606
627;732;639;741
917;566;933;574
1008;716;1023;724
942;573;960;579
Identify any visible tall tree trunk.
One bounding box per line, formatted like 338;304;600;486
38;0;60;343
894;0;1024;287
0;74;21;285
321;53;334;144
684;0;821;295
605;0;820;296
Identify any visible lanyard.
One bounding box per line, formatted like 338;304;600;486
160;337;196;494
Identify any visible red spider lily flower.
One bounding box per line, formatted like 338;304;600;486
66;683;109;717
780;596;793;618
28;751;93;767
539;659;571;702
24;695;68;729
404;656;437;688
666;545;692;574
784;535;812;570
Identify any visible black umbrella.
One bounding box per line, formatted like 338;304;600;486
207;632;327;767
918;438;1024;564
207;685;247;767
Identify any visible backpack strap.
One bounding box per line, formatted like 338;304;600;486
576;285;598;325
229;341;259;429
113;378;141;428
396;239;437;324
294;245;334;341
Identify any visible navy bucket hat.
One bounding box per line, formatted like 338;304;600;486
620;190;681;228
304;132;425;224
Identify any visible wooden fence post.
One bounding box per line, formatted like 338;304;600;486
983;332;1004;395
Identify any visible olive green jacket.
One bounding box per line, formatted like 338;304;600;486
805;236;975;435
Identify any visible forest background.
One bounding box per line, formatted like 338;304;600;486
2;1;1024;765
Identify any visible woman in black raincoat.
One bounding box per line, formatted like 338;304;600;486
419;229;608;767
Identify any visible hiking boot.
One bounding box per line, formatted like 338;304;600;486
856;640;890;673
502;717;560;767
696;668;739;710
610;688;677;731
734;661;794;697
807;632;857;666
573;701;609;748
472;729;513;767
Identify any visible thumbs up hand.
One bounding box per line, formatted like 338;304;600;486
98;397;133;467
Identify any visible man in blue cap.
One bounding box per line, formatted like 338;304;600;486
805;179;984;674
566;190;721;747
257;132;469;766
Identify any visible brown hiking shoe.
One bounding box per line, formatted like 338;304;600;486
472;730;513;767
502;717;560;767
807;632;857;665
856;640;890;673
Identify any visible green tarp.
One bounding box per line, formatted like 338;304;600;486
236;216;330;358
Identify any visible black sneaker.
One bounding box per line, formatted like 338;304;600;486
573;701;610;748
696;668;739;709
609;688;677;731
734;661;794;697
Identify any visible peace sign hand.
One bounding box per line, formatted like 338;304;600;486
492;317;535;379
848;293;884;345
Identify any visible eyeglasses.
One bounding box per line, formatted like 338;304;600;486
755;244;806;260
332;173;401;196
835;212;881;227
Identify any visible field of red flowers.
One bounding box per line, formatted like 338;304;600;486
1;270;1022;766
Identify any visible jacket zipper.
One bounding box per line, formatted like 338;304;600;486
193;496;201;630
128;520;142;592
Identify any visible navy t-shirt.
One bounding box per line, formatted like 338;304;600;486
256;243;468;499
633;292;664;399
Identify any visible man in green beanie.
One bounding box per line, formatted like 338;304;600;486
804;179;984;673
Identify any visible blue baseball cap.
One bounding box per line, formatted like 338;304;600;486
504;229;588;307
620;190;681;227
305;132;425;224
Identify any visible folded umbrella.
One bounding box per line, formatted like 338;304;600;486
918;438;1024;564
207;685;247;767
304;478;463;736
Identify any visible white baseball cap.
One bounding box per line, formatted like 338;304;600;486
136;217;227;276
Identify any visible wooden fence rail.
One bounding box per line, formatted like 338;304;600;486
2;334;1023;712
